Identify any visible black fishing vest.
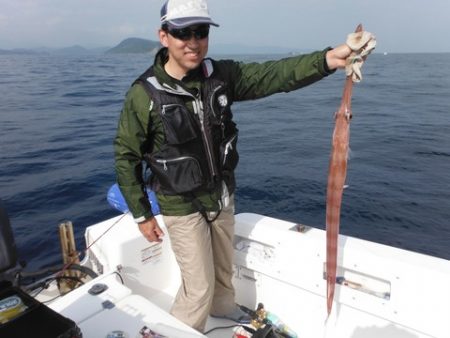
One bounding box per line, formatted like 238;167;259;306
135;60;239;196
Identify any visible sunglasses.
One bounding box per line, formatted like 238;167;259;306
167;25;210;41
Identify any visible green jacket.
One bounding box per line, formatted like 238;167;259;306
114;47;334;222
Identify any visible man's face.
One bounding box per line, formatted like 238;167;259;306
159;24;210;79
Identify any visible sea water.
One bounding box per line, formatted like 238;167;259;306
0;52;449;269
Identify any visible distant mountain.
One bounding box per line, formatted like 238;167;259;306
53;45;90;55
51;45;111;55
0;48;37;55
0;46;104;55
106;38;161;54
0;39;309;56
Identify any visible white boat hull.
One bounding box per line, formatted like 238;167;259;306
44;213;450;338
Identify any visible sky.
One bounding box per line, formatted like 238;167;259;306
1;0;449;53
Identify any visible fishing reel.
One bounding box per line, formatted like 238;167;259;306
236;303;297;338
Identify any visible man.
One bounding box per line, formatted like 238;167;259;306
114;0;372;332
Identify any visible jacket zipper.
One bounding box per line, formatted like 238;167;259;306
161;103;181;115
156;156;198;171
194;92;218;180
209;85;223;118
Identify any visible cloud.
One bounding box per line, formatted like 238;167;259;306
0;14;8;28
1;0;450;52
44;16;64;27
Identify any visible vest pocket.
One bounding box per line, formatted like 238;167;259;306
149;155;204;194
220;133;239;172
161;104;198;145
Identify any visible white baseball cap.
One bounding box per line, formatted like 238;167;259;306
160;0;219;29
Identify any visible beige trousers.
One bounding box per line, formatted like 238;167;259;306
163;196;236;332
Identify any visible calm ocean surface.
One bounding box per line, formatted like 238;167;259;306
1;52;449;269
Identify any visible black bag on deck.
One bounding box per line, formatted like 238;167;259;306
0;281;82;338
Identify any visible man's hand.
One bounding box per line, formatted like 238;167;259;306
138;217;164;242
325;44;352;71
326;29;376;81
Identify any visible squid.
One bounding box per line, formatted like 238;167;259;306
325;24;363;316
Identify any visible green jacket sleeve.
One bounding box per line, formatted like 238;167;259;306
114;84;153;222
221;48;334;101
